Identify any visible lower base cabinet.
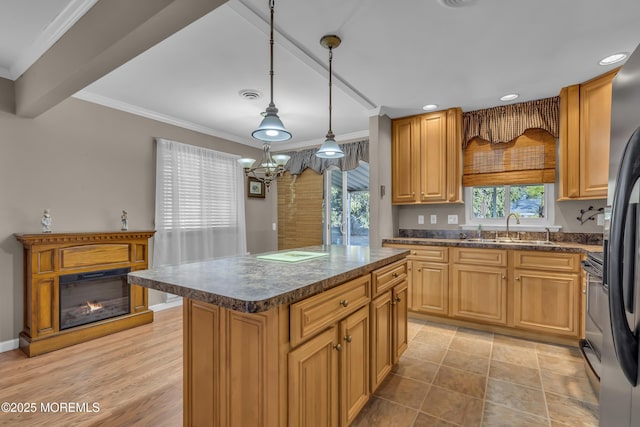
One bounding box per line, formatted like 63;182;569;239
451;263;508;325
183;260;408;427
289;305;370;427
385;243;585;342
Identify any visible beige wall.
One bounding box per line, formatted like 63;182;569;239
397;198;605;234
0;91;276;344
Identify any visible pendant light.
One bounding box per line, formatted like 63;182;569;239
316;35;345;159
252;0;291;143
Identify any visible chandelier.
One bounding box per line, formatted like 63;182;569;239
238;144;290;191
252;0;291;143
316;34;344;158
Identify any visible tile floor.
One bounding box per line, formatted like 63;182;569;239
352;318;599;427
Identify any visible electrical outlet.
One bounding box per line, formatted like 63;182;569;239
418;215;424;225
447;214;458;225
272;222;277;231
597;214;604;226
430;215;437;224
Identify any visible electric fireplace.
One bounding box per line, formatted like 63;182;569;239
59;267;131;330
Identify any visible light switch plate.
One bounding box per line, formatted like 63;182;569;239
418;215;424;225
447;214;458;225
430;214;437;224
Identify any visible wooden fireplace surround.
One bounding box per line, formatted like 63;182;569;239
15;231;155;357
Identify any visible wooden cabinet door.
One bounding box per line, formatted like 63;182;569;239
289;326;340;427
451;264;507;325
370;291;393;392
411;261;448;315
418;111;447;202
392;281;409;362
579;70;615;198
340;306;370;427
391;117;419;203
513;269;580;337
184;300;221;427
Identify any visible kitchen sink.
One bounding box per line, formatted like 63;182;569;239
466;238;558;246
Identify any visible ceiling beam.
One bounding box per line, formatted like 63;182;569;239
15;0;228;118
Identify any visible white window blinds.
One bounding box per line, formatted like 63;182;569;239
154;138;246;266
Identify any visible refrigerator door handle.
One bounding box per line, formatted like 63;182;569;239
609;127;640;386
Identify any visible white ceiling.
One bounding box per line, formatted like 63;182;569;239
2;0;640;150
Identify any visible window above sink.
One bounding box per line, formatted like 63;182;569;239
462;183;560;232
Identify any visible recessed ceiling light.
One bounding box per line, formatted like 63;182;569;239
422;104;438;111
500;93;519;101
599;52;628;66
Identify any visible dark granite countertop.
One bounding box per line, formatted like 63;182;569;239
383;237;603;254
128;245;409;313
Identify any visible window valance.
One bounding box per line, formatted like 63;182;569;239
463;97;559;147
282;139;369;175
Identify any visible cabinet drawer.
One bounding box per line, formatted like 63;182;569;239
385;244;448;262
372;260;407;297
513;251;581;273
290;274;371;347
453;248;507;267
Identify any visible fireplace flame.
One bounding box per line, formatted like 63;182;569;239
86;301;103;312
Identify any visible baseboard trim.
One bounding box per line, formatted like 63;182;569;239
150;298;183;312
0;338;19;353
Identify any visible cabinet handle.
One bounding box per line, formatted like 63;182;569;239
340;299;349;307
392;272;399;278
333;343;342;351
344;335;352;343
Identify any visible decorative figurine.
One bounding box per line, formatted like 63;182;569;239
41;209;52;233
121;210;128;231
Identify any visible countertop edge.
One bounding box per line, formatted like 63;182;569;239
382;237;603;254
129;249;410;313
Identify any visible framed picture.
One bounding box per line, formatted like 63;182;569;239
247;177;265;198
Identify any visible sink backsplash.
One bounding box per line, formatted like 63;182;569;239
398;229;604;245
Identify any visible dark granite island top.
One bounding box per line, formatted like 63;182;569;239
128;245;409;313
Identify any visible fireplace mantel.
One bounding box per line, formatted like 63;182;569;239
15;231;155;357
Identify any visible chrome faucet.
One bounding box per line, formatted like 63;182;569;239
544;227;551;242
505;213;520;239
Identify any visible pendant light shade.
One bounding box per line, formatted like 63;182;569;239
252;103;291;142
316;132;344;158
253;0;291;143
316;35;344;159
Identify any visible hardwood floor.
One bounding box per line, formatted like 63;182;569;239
0;307;183;427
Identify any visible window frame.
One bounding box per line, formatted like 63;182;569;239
462;183;559;231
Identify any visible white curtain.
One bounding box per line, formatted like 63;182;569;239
154;138;247;267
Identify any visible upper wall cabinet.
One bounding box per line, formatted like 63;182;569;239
558;69;618;200
391;108;463;204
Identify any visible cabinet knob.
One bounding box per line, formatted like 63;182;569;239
515;276;520;281
392;272;399;278
412;192;415;196
412;251;417;255
417;268;422;272
344;335;352;343
333;343;342;351
395;296;402;303
502;275;506;279
340;299;349;307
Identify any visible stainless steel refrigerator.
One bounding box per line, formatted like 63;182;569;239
600;41;640;426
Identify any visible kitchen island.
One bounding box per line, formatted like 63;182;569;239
128;245;409;427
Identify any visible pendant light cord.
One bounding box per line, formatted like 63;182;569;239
328;47;333;134
269;0;275;106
